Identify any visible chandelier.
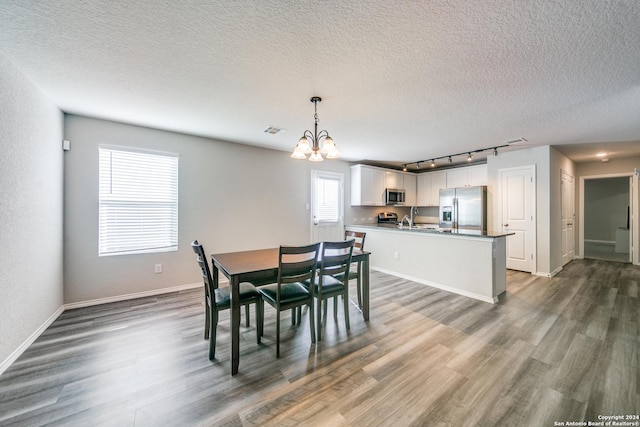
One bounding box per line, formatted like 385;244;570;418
290;96;339;161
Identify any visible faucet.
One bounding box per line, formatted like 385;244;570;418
400;214;412;228
410;206;418;226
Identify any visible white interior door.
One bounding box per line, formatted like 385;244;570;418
561;171;575;266
310;170;344;243
500;166;536;273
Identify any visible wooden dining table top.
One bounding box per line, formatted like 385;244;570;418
211;248;280;276
211;247;369;276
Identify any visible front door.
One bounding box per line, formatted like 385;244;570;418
500;166;536;273
310;170;344;243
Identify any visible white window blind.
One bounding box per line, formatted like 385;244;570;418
315;175;340;223
99;147;178;256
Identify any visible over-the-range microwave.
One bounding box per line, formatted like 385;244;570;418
385;188;405;205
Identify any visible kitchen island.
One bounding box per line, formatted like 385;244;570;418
346;224;512;304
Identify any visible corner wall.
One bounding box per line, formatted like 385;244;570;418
0;55;64;371
487;145;553;276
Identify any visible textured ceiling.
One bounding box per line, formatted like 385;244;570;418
1;1;639;167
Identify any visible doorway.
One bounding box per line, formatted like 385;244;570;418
582;176;631;263
561;170;575;266
310;170;344;243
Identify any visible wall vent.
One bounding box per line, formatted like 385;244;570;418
263;126;287;135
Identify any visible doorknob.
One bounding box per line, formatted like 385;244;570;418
503;224;509;227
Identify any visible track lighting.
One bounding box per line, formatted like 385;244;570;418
402;140;518;170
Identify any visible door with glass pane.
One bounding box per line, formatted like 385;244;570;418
310;170;344;243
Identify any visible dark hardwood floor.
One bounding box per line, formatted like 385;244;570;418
1;259;638;426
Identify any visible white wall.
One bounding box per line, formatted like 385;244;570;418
487;145;554;276
0;55;64;369
549;147;576;274
584;177;629;241
63;115;358;304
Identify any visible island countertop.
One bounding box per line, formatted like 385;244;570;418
347;223;514;239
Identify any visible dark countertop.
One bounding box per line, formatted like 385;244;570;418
346;223;514;238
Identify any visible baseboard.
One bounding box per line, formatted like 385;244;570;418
534;266;563;278
64;282;202;310
0;282;204;376
371;266;498;304
0;305;65;377
584;239;615;245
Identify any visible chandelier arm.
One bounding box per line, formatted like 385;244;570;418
316;130;330;140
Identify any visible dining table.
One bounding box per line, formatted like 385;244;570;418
210;246;370;375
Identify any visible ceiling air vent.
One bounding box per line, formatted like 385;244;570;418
504;137;528;145
263;126;287;135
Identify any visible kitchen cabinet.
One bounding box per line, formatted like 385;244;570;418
403;173;417;206
446;164;487;188
384;170;403;189
351;165;385;206
417;171;447;206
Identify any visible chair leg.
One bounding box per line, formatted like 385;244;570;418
276;310;281;358
209;311;218;360
323;299;328;325
291;308;296;325
204;302;210;340
343;290;351;330
316;298;322;341
333;296;338;321
309;302;316;344
255;300;263;344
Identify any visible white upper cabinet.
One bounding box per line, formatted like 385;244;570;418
417;171;447;206
468;164;488;186
446;164;487;188
351;165;385;206
403;172;417;206
384;170;403;189
351;165;418;206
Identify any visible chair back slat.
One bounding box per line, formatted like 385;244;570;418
345;230;366;251
191;240;216;304
278;243;320;287
320;240;354;277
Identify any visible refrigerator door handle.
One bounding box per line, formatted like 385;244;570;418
453;197;458;229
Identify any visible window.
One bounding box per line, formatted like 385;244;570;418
314;175;340;223
99;147;178;256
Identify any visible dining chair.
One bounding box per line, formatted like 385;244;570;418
191;240;263;360
313;239;355;340
258;243;320;358
344;230;366;308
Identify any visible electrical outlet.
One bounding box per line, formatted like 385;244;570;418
155;264;162;273
394;251;399;260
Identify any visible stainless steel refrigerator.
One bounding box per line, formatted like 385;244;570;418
439;185;487;231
